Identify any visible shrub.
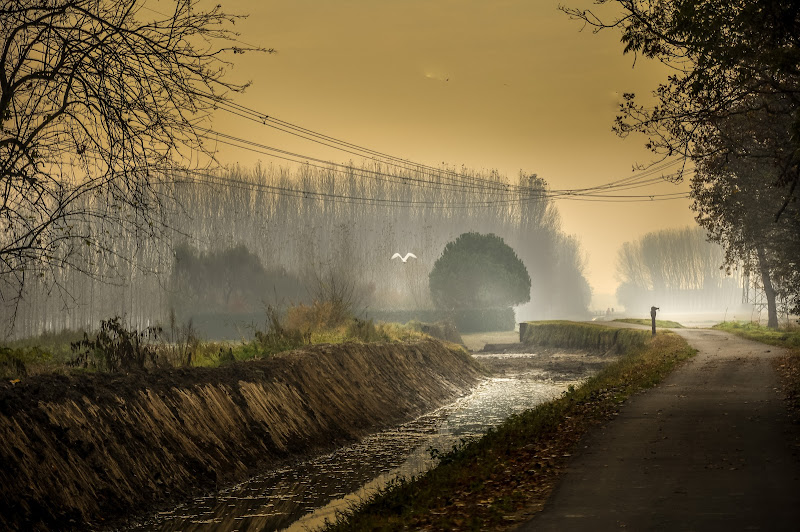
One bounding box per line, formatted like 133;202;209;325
0;347;29;379
285;300;348;332
70;317;161;372
253;306;309;355
346;318;386;342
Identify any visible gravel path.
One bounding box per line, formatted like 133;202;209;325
517;328;800;531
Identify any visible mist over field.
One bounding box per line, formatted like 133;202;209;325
1;164;594;339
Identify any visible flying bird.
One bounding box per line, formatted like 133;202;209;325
391;252;417;263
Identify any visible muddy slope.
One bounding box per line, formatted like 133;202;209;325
0;339;482;530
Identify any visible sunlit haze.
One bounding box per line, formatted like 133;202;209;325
208;0;697;307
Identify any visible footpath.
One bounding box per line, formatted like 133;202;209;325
517;328;800;531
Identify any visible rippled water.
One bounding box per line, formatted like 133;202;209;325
132;354;583;532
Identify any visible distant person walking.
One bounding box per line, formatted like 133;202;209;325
650;306;659;336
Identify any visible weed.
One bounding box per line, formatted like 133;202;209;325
70;317;162;372
346;318;386;342
162;309;200;367
217;347;236;365
253;305;310;356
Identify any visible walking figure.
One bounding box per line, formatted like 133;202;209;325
650;306;659;336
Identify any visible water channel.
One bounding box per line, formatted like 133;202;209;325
130;352;594;532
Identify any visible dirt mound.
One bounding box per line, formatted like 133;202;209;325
0;339;483;531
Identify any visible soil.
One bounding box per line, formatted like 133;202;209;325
517;328;800;531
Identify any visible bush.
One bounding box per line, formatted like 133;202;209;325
0;347;32;379
346;318;386;342
70;317;161;372
253;306;309;355
285;300;348;332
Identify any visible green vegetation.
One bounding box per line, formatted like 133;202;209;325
0;302;435;378
614;318;685;329
0;329;84;379
429;232;531;309
365;308;515;333
326;330;695;531
521;320;652;353
712;321;800;349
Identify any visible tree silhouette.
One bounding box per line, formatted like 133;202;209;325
0;0;265;297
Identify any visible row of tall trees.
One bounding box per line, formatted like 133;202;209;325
564;0;800;327
2;161;592;338
615;227;743;313
164;164;591;322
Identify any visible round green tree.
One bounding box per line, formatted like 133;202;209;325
429;232;531;309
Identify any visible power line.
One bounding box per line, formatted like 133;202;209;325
197;125;691;198
195;89;693;194
159;166;692;209
10;58;692;202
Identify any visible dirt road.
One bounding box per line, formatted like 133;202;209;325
518;328;800;531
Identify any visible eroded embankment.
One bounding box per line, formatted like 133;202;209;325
0;339;483;531
520;321;651;353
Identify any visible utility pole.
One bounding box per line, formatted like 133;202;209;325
650;306;659;336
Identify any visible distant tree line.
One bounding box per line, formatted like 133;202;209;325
1;162;592;338
615;227;745;315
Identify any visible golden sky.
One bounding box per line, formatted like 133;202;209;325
203;0;697;305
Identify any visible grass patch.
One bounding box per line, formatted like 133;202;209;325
712;321;800;349
324;330;695;531
0;306;431;379
614;318;684;329
521;320;652;353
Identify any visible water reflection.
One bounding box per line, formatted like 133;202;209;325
132;354;585;531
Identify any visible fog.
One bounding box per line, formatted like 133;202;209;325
614;227;759;322
1;163;593;339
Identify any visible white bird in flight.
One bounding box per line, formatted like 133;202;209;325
391;252;417;263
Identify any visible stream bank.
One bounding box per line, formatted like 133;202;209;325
0;339;483;531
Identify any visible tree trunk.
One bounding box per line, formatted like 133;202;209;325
756;245;779;329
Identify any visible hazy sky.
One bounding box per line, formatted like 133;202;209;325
201;0;697;306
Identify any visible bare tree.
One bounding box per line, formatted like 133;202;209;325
0;0;264;302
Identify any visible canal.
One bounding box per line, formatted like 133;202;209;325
130;350;601;531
